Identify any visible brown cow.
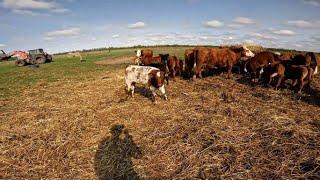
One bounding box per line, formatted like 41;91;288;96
193;46;254;79
279;52;295;61
134;49;153;65
264;60;314;93
140;54;170;85
184;48;195;78
167;55;183;80
244;51;281;82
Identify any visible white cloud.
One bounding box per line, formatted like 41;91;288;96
250;32;276;40
227;24;244;28
302;0;320;6
112;34;120;38
2;0;56;10
50;8;69;13
311;35;320;41
128;22;146;29
204;20;224;28
287;20;320;28
232;17;255;24
272;30;296;36
91;37;97;41
2;0;70;15
46;27;81;37
12;9;38;16
0;44;6;48
43;37;54;41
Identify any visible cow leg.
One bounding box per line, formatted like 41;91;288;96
130;84;135;98
227;65;233;79
159;85;168;101
297;78;304;94
275;75;284;90
149;86;157;102
193;63;203;79
292;79;298;87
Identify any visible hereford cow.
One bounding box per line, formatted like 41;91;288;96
125;65;168;102
264;60;315;93
184;49;195;78
167;55;184;80
193;46;254;79
244;51;281;82
139;54;170;85
134;49;153;65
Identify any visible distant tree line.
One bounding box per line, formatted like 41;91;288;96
53;44;309;55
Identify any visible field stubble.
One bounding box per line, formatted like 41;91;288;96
0;52;320;179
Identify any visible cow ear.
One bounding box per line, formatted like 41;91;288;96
134;50;137;53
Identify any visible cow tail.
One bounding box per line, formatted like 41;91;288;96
309;52;318;75
192;49;198;74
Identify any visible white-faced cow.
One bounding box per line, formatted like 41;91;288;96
134;49;153;65
125;65;168;102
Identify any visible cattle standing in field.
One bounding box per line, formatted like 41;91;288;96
193;46;254;79
184;49;195;78
139;54;170;85
244;51;281;82
125;65;168;102
263;52;318;93
134;49;153;65
167;55;184;80
67;52;84;62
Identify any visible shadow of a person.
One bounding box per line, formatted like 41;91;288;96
94;124;142;180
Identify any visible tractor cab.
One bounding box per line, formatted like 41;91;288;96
29;49;45;55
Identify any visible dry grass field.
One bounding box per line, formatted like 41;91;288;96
0;47;319;179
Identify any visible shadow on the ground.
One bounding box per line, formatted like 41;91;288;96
94;124;142;180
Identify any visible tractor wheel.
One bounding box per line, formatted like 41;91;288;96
46;55;53;62
35;55;46;64
15;60;26;67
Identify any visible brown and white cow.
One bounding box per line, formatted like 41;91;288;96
264;58;315;93
134;49;153;65
125;65;168;102
244;51;281;82
193;46;254;79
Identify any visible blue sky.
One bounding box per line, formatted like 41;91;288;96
0;0;319;53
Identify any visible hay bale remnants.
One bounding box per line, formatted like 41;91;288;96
1;54;320;179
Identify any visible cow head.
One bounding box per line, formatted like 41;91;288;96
149;70;165;88
135;49;142;57
242;46;255;57
159;54;169;65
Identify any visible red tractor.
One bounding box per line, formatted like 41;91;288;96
12;49;52;67
0;50;12;61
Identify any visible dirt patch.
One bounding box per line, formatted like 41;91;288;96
95;56;136;65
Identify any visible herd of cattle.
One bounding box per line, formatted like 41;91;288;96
125;46;319;102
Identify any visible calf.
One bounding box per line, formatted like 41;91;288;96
244;51;281;82
125;65;168;102
167;55;183;80
264;61;314;93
